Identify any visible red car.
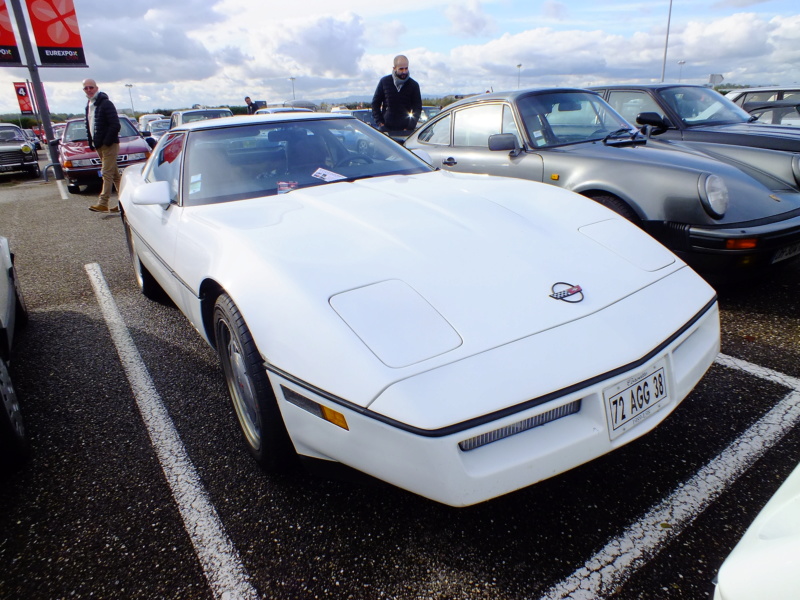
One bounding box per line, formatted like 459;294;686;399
58;117;151;193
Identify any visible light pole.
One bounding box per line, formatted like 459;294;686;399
516;64;522;89
660;0;673;82
289;77;296;100
125;83;135;116
678;60;686;82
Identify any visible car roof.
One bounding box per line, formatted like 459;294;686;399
170;112;354;132
445;87;599;110
724;86;800;93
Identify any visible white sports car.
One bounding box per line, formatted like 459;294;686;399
119;113;720;507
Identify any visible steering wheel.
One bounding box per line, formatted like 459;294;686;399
335;154;373;167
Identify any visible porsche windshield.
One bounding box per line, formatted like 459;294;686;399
657;86;753;126
516;91;633;147
182;117;433;205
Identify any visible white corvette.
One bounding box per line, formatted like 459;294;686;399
119;113;720;506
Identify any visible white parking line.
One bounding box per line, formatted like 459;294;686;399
539;354;800;600
85;263;259;600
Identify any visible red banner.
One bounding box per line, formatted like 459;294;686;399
0;0;23;66
14;81;33;113
25;0;86;67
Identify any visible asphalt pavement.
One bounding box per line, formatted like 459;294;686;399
1;170;798;600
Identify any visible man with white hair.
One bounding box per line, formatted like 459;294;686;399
82;78;121;213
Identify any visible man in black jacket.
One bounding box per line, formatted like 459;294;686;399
371;55;422;134
83;78;121;213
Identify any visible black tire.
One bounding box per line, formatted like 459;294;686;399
587;193;641;225
10;256;28;327
213;293;295;471
122;215;164;300
67;184;80;194
28;163;40;178
0;358;30;469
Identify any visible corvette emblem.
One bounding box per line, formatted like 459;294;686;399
550;282;584;303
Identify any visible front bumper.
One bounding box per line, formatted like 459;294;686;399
268;268;720;506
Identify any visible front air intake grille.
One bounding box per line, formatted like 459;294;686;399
0;151;23;166
459;399;582;451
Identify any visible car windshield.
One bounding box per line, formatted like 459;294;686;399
516;91;632;147
64;118;139;142
657;86;752;126
182;117;432;206
0;126;26;142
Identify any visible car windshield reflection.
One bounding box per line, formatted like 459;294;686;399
657;86;753;126
182;118;432;206
516;91;633;147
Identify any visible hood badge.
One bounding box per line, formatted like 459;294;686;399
550;282;584;303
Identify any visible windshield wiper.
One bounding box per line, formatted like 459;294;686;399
602;127;636;144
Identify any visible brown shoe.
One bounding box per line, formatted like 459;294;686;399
109;206;120;213
89;204;110;212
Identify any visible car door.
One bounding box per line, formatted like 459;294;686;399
130;132;186;304
411;102;544;181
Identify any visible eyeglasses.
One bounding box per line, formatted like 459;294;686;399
83;86;96;90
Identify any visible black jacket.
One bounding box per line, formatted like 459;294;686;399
371;75;422;131
85;92;120;149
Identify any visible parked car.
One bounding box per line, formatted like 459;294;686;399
50;123;66;143
146;118;170;142
404;88;800;279
118;112;719;507
0;123;39;178
713;461;800;600
58;117;151;194
742;99;800;127
169;108;234;129
350;109;378;128
22;128;41;150
417;105;441;127
590;84;800;153
0;235;29;468
138;113;165;133
725;86;800;108
254;107;313;114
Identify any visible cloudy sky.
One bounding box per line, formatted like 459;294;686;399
2;0;799;115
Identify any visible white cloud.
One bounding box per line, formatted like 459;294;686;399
446;0;496;37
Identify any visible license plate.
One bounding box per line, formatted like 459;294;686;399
0;165;14;172
772;242;800;264
604;358;670;440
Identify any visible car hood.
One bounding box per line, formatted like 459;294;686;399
548;141;800;222
60;135;150;160
185;171;689;405
685;121;800;139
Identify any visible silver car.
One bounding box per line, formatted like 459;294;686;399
404;88;800;280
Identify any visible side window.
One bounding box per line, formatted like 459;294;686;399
418;113;451;145
452;104;503;148
502;105;520;146
146;132;185;203
607;91;663;123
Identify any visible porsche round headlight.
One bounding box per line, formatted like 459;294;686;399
699;173;729;219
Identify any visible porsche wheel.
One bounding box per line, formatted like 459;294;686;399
588;193;641;225
0;358;30;468
122;215;164;300
213;293;295;471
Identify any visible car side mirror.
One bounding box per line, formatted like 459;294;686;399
488;133;523;157
488;133;518;152
636;112;669;135
131;180;171;207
